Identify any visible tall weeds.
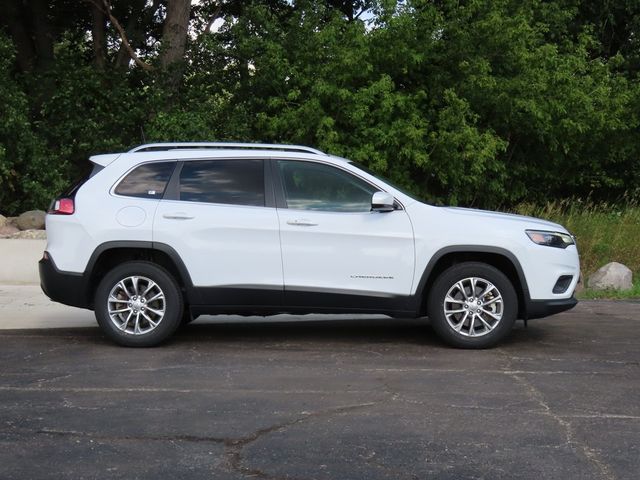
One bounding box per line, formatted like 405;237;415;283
510;199;640;277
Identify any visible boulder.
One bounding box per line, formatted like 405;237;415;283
16;210;46;230
587;262;633;291
0;225;20;237
6;217;19;228
0;214;6;228
8;229;47;240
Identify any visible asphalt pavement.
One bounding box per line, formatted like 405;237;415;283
0;287;638;479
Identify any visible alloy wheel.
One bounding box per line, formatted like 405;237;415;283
107;275;166;335
442;276;504;337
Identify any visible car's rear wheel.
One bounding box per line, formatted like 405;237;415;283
94;261;183;347
427;262;517;348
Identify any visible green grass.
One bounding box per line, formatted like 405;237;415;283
510;200;640;299
578;278;640;300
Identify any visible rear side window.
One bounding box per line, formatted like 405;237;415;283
115;162;176;199
179;160;265;206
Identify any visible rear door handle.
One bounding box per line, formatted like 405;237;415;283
287;219;318;227
163;213;195;220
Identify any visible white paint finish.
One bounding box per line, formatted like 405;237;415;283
83;195;157;250
0;240;47;284
277;208;415;296
116;206;146;227
89;153;121;167
45;214;94;272
153;200;283;288
519;243;580;299
407;202;580;300
46;177;158;272
42;145;581;307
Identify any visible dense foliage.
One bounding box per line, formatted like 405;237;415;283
1;0;639;215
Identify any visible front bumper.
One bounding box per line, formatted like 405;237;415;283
39;253;92;309
525;296;578;319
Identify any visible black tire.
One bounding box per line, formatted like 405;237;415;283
427;262;517;349
94;261;183;347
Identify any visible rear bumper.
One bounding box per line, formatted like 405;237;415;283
525;296;578;320
39;254;92;309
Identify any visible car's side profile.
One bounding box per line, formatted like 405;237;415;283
39;143;580;348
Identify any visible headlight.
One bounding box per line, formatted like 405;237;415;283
525;230;575;249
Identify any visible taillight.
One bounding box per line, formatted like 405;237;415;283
48;197;75;215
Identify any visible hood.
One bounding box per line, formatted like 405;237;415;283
438;206;566;231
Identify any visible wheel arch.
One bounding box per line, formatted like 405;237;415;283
84;241;195;308
416;246;530;318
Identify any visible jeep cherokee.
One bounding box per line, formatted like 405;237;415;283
39;142;580;348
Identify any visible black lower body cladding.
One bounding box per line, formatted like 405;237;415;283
39;254;91;309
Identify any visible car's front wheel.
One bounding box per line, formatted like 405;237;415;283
94;261;183;347
427;262;517;348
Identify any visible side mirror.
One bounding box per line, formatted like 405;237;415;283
371;192;395;212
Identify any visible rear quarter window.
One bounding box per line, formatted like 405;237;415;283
114;162;176;199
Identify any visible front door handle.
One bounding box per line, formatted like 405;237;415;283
287;219;318;227
163;213;195;220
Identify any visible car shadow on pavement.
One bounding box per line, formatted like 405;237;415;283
2;317;549;349
175;318;441;346
167;317;549;348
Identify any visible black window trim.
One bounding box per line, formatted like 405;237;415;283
269;157;404;212
111;156;397;211
111;160;178;201
162;157;275;208
163;161;183;200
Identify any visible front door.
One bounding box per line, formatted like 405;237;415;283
274;159;415;312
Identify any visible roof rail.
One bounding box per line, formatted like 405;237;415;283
128;142;326;155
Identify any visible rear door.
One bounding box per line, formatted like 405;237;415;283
153;158;283;306
273;159;415;311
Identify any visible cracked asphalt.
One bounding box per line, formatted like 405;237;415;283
0;300;639;479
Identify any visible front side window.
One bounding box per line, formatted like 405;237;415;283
179;159;265;206
115;162;176;199
278;160;378;212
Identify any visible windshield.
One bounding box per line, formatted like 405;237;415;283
348;161;421;202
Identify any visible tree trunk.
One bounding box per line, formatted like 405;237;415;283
91;3;107;69
4;0;36;72
114;15;135;69
113;0;147;69
29;0;54;71
159;0;192;92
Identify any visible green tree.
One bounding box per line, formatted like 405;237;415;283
1;0;640;213
0;35;66;215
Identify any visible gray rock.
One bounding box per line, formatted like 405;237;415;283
0;225;20;237
8;229;47;240
16;210;46;230
6;217;19;228
588;262;633;291
0;214;6;228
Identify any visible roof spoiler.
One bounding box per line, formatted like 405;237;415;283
89;153;121;167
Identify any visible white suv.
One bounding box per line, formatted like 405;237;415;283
39;142;580;348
